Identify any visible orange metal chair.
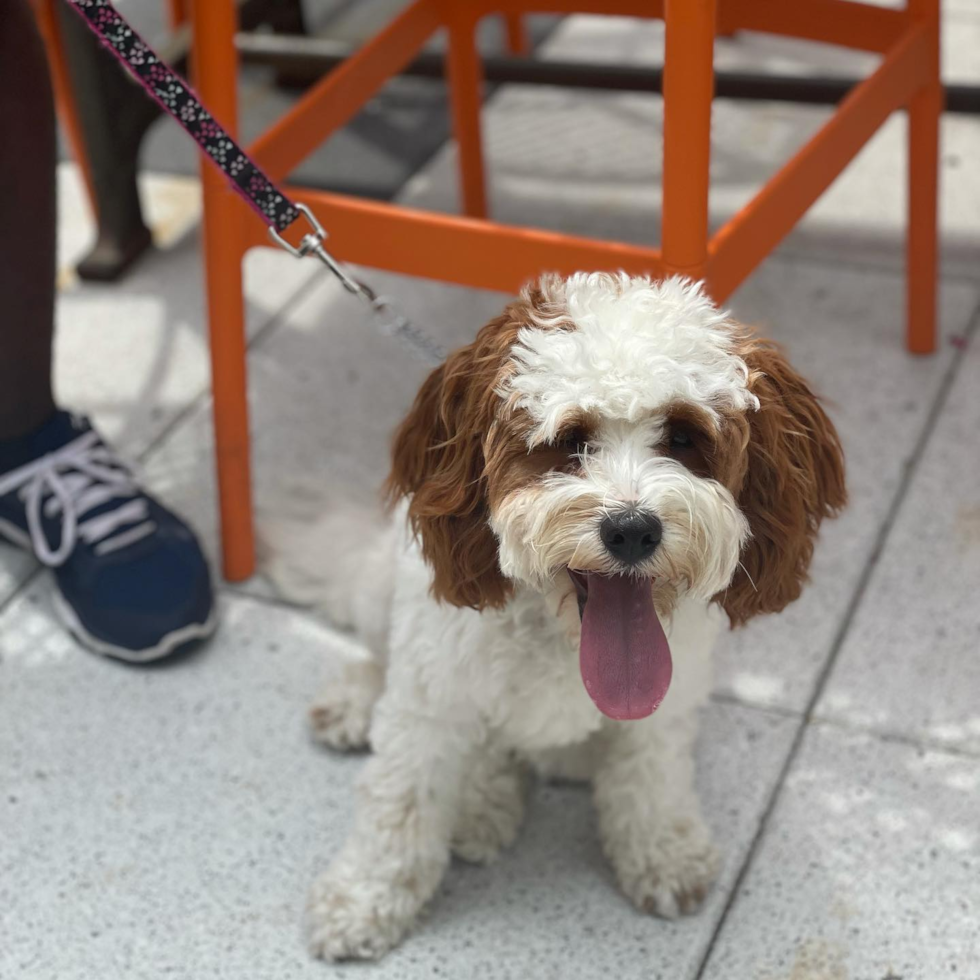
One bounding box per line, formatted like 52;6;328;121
191;0;940;580
33;0;99;216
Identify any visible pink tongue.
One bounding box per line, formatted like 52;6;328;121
579;573;672;721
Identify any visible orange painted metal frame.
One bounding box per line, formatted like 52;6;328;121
35;0;190;218
167;0;187;31
33;0;99;215
191;0;940;580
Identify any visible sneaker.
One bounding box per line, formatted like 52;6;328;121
0;411;216;662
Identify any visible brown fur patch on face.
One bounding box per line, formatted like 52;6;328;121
385;283;573;610
659;402;722;480
717;330;847;627
657;401;753;500
486;408;598;511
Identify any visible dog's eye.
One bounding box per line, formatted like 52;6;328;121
555;427;588;455
664;423;711;476
669;427;694;449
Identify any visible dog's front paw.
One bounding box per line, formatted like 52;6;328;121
610;818;721;920
309;660;383;752
306;870;410;961
451;759;528;865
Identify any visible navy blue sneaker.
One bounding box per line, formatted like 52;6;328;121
0;411;216;662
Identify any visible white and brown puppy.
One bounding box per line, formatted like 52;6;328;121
271;273;846;961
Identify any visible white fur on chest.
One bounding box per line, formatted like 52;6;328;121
471;583;602;751
386;529;721;753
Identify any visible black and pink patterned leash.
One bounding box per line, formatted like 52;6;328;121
61;0;446;365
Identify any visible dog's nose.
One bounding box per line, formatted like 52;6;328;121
599;510;663;565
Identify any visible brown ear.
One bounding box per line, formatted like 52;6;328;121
721;337;847;627
385;316;515;611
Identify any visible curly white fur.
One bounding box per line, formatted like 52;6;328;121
506;274;759;443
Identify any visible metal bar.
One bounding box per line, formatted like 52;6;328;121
234;33;980;114
707;26;932;302
35;0;98;213
241;187;666;292
661;0;715;278
192;0;255;582
445;5;489;217
906;0;942;355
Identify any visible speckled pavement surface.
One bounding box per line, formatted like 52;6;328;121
2;4;979;979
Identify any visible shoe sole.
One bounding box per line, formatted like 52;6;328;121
52;589;219;664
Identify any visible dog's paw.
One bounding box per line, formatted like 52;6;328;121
451;759;528;864
612;819;721;919
451;794;523;865
308;699;371;751
306;870;409;961
309;660;383;751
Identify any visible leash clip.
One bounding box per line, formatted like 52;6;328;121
269;203;445;365
268;203;375;304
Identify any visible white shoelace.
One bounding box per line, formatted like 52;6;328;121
0;430;156;567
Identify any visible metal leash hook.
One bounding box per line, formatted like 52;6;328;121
268;204;370;301
268;204;446;366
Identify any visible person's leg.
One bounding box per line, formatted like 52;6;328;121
0;1;215;661
0;0;58;440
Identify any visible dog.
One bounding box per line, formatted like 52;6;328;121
267;273;846;961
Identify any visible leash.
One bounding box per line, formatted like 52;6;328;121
61;0;447;365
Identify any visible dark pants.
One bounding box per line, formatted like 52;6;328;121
0;0;58;441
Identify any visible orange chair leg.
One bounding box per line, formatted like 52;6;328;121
168;0;188;31
446;7;488;218
503;13;530;56
715;4;738;39
906;0;941;355
33;0;98;217
661;0;716;282
907;84;941;355
192;0;255;581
